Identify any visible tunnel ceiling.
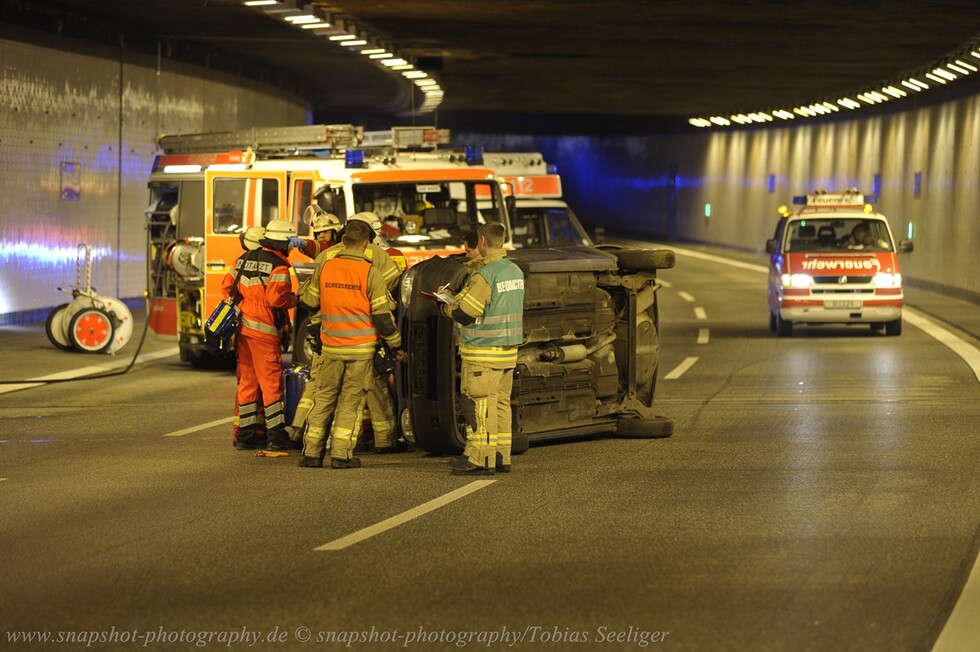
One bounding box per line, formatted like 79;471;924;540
6;0;980;132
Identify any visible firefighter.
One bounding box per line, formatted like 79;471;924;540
289;210;341;259
442;222;525;475
297;219;404;468
225;219;299;451
231;226;267;445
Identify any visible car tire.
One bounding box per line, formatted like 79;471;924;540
510;431;530;455
612;248;676;271
769;311;777;332
885;318;902;336
45;303;75;351
292;312;314;366
613;416;673;439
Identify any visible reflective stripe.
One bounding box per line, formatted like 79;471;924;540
241;317;279;335
322;314;375;323
268;273;291;283
322;326;377;337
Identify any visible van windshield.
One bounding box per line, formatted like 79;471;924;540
784;218;893;253
353;180;507;248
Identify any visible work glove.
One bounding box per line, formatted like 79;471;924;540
306;321;322;356
288;236;306;249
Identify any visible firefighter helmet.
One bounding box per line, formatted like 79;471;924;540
240;226;265;251
263;219;297;241
311;211;341;234
347;212;382;237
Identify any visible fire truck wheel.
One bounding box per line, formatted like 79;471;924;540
68;307;115;353
885;319;902;336
613;416;673;439
45;303;75;351
613;248;676;271
776;314;793;337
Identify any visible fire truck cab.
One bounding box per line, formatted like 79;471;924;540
483;153;593;247
765;190;914;337
144;124;512;365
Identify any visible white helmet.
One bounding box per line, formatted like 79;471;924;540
264;219;297;241
241;226;265;251
311;211;341;234
347;211;382;237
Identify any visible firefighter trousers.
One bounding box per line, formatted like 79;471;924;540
365;373;397;448
459;360;515;467
303;356;372;461
236;335;286;443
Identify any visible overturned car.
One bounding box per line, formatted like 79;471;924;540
397;245;675;455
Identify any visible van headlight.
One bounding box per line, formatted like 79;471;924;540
400;268;417;306
780;273;812;288
873;272;901;288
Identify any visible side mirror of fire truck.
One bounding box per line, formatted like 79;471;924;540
897;239;914;253
765;239;777;254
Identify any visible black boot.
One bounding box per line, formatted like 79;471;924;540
331;457;362;469
265;428;291;452
495;452;511;473
298;456;323;468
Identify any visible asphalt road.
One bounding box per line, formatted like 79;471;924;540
1;243;978;652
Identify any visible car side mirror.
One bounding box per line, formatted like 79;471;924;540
898;239;914;253
765;239;777;254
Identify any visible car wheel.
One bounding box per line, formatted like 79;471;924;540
769;311;777;332
45;303;75;351
612;248;676;272
613;416;673;439
68;307;114;353
292;312;314;366
885;318;902;336
510;431;530;455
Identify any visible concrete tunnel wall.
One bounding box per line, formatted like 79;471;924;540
1;34;977;324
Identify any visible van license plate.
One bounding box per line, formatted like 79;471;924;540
825;300;862;309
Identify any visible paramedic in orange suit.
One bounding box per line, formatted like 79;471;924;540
225;219;298;451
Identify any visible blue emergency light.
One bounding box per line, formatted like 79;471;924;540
345;149;366;168
464;146;484;166
792;195;807;205
547;163;559;174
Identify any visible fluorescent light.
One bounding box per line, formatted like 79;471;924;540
821;102;840;112
730;114;749;124
869;91;889;102
947;62;970;75
163;165;202;174
772;109;795;120
972;50;980;60
933;67;956;81
925;72;947;84
901;80;922;92
837;97;860;109
688;118;709;127
708;116;730;126
403;71;427;79
244;1;277;5
301;22;332;29
285;14;318;23
881;86;906;98
360;49;386;55
414;79;437;86
369;53;393;59
329;34;355;41
343;40;367;46
382;59;409;67
389;64;414;71
954;59;977;72
907;77;928;89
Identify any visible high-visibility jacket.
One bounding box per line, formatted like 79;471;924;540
222;248;294;343
387;245;407;273
444;249;524;367
315;250;401;360
322;241;401;291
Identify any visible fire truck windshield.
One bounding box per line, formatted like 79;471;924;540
353;180;506;248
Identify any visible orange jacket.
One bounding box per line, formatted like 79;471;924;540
319;254;376;356
222;248;295;342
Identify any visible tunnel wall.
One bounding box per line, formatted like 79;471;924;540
0;36;308;323
461;92;979;302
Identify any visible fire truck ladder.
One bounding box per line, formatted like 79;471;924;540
158;124;362;156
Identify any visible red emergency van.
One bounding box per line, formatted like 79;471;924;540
766;190;914;337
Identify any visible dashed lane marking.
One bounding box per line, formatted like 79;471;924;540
664;356;699;380
697;328;710;344
694;307;707;320
315;479;497;551
0;347;179;395
162;416;235;438
677;291;695;302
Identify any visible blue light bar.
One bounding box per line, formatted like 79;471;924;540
792;195;807;205
547;163;558;174
464;146;484;166
345;149;366;168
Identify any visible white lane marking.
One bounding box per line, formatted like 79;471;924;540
0;478;8;482
0;347;179;395
664;356;699;380
677;291;695;302
659;279;673;288
162;416;236;438
903;308;979;383
697;328;710;344
933;550;980;652
694;307;708;320
315;479;497;551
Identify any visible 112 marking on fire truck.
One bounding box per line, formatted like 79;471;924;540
765;189;914;337
144;124;514;366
